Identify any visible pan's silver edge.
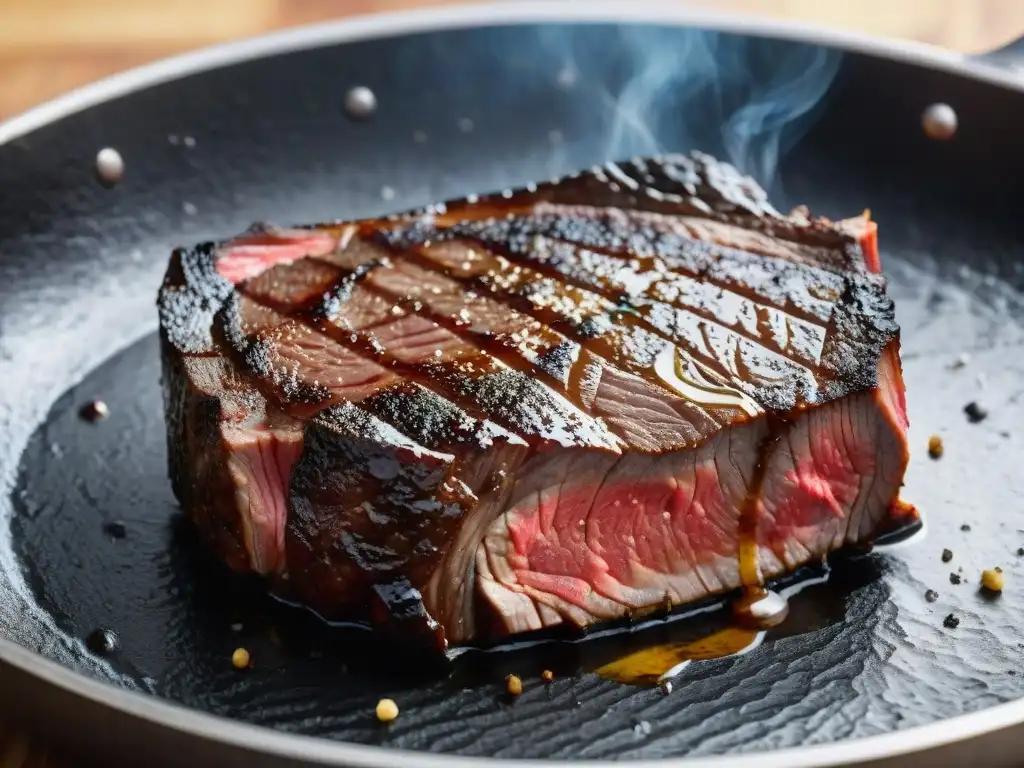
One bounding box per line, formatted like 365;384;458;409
1;3;1023;766
1;0;1023;147
4;629;1024;768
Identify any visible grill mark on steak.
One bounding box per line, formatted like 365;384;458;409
379;239;760;409
522;237;829;367
305;244;743;453
327;263;585;406
437;212;843;325
456;223;835;345
362;241;759;422
376;228;825;413
231;254;622;453
379;205;893;416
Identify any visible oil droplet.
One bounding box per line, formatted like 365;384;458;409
95;148;124;187
732;588;789;629
344;86;377;119
457;117;474;133
413;130;427;143
922;103;957;140
596;627;761;685
381;185;396;201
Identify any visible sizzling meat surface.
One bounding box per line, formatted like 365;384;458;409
158;153;914;650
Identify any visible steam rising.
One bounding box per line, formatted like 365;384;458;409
541;25;843;185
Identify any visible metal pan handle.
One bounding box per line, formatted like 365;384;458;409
972;36;1024;74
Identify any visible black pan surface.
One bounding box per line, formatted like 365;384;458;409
3;10;1024;765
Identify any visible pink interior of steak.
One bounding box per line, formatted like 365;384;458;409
222;424;304;574
474;345;908;637
162;154;912;647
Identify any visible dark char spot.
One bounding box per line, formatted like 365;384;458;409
103;521;127;539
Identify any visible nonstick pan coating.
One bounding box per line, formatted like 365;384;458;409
3;6;1024;767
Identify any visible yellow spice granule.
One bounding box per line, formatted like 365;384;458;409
231;648;250;669
375;698;399;723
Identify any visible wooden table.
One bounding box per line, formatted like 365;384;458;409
2;1;1024;765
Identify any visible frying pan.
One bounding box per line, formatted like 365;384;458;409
3;4;1024;766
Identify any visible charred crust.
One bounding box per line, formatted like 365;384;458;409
378;207;897;413
157;242;233;354
369;579;447;652
363;382;504;452
310;258;391;321
214;293;332;406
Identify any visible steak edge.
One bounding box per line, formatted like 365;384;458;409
158;153;914;651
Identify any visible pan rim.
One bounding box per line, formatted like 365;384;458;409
2;0;1023;147
1;3;1022;766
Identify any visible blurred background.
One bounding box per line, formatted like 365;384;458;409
3;0;1024;120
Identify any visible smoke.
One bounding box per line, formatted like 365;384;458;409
540;25;843;186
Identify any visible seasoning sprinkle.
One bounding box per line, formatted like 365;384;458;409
981;569;1005;593
231;647;250;669
943;613;960;629
941;548;953;563
949;352;970;370
506;674;523;696
927;435;944;459
964;401;988;424
950;572;962;585
375;698;399;723
925;589;939;603
961;524;972;532
541;669;554;682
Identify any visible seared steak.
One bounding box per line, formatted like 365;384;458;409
159;153;914;651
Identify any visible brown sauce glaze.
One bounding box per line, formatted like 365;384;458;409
734;415;793;632
595;627;761;685
737;415;788;590
731;588;790;629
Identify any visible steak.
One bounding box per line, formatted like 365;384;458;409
158;152;914;651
